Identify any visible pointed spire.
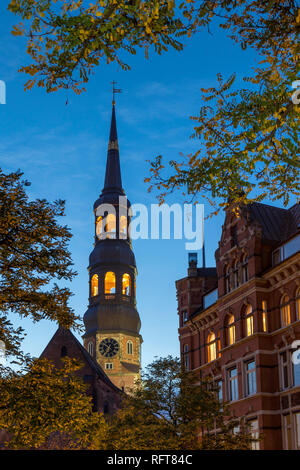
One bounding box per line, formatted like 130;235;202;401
102;103;124;195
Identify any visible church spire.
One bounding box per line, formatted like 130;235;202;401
102;103;124;195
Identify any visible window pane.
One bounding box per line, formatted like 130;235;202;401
293;363;300;387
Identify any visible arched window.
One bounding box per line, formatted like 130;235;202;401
281;295;291;327
207;332;217;362
244;304;254;337
91;274;98;297
296;288;300;321
105;271;116;294
127;340;133;355
106;213;116;239
233;259;239;289
122;273;131;296
224;265;231;294
61;346;67;357
87;341;94;356
226;315;236;345
96;216;103;238
241;253;248;283
119;215;127;237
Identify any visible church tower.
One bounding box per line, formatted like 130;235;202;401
83;102;142;393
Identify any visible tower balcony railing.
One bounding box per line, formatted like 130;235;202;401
91;292;135;305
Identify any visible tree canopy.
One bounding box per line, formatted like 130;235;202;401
8;0;300;212
0;357;102;449
91;356;255;450
146;0;300;213
0;169;79;364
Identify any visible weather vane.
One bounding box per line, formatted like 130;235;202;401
111;80;122;105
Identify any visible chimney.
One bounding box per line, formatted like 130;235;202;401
188;253;198;277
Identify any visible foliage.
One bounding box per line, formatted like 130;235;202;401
91;356;254;450
8;0;192;94
0;168;79;363
0;357;103;449
146;0;300;213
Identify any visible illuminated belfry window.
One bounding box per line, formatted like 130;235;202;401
245;304;254;337
91;274;99;297
227;314;236;345
105;271;116;294
127;340;133;355
106;213;116;239
122;273;131;296
207;332;217;362
96;216;103;238
281;294;291;327
120;215;127;237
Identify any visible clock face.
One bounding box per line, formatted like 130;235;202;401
99;338;119;358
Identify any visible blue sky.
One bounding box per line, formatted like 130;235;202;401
0;5;295;368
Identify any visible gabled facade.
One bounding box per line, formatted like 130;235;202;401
40;327;121;415
176;202;300;450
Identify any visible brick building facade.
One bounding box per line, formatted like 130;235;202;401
176;202;300;450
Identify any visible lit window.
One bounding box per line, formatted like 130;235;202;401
96;216;103;238
228;367;238;401
105;271;116;294
122;273;131;296
106;213;116;238
207;332;217;362
241;254;248;283
227;315;236;345
262;300;268;332
91;274;99;297
87;341;94;356
245;304;254;337
245;360;256;396
281;295;291;327
127;340;133;355
119;215;127;237
296;288;300;321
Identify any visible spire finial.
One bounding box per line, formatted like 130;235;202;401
111;80;122;106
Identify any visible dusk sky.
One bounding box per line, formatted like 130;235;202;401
0;6;296;368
